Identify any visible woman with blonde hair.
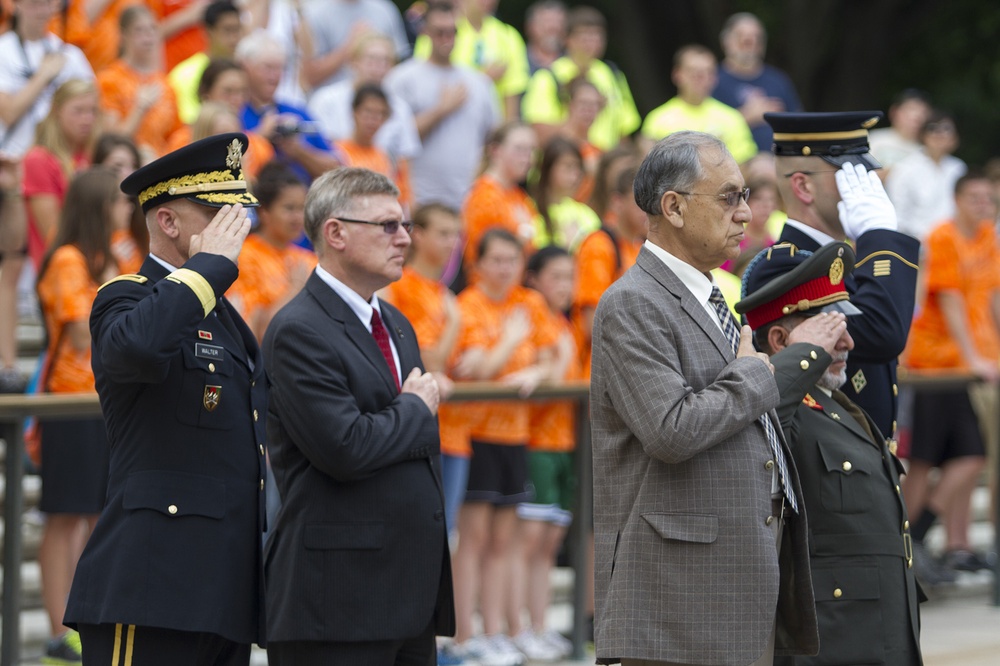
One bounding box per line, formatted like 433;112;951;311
22;78;99;270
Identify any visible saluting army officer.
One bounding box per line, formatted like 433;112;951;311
738;242;923;666
64;133;268;665
764;111;919;447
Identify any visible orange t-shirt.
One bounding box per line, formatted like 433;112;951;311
528;312;581;452
149;0;207;71
98;60;185;159
462;174;541;267
48;0;138;73
382;266;469;457
336;139;412;210
110;229;144;274
905;220;1000;370
455;284;560;445
574;141;602;204
226;233;316;338
572;226;642;377
36;245;101;393
167;127;276;178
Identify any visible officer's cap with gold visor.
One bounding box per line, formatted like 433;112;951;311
122;133;259;213
764;111;884;171
736;242;862;330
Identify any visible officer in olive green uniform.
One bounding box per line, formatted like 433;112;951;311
738;242;922;666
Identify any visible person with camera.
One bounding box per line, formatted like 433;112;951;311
237;30;342;184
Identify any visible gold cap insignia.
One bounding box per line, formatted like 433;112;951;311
226;139;242;171
801;145;811;156
861;116;880;129
203;385;222;412
829;257;844;285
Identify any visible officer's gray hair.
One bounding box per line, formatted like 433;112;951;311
304;167;400;247
633;131;728;216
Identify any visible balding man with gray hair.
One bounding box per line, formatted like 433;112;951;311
591;131;817;666
236;30;342;183
263;167;454;665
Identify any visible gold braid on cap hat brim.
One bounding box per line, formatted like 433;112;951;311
780;292;851;315
138;170;249;206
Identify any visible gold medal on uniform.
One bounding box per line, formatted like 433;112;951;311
203;385;222;411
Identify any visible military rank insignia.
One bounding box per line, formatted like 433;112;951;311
203;385;222;411
802;393;823;410
851;369;867;393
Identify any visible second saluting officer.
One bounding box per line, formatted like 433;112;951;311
765;111;920;449
738;242;923;666
65;133;267;665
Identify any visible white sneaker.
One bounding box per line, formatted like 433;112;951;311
511;630;563;662
460;635;525;666
538;629;573;658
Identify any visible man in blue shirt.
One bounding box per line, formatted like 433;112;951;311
236;30;342;184
713;12;801;154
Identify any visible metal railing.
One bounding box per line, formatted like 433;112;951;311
1;373;997;664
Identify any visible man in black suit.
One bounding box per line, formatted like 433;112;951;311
66;133;267;665
263;167;454;665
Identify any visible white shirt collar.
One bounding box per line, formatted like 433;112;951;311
783;219;837;247
149;253;179;273
315;265;383;332
643;239;715;306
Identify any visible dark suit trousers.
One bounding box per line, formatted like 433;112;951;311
267;621;435;666
78;623;250;666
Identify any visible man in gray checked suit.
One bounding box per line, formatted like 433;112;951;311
591;131;818;666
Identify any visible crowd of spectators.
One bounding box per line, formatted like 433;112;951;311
0;0;997;664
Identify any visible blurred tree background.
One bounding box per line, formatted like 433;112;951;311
392;0;1000;165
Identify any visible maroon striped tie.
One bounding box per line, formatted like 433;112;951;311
371;309;400;391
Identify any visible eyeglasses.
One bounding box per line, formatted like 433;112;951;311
337;216;413;234
674;186;750;208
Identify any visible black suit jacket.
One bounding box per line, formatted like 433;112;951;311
262;272;454;643
777;225;919;438
66;253;268;645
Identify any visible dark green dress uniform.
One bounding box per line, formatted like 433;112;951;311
738;242;922;666
64;134;267;655
771;344;922;666
765;111;920;443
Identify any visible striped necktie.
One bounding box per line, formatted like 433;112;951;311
709;286;798;513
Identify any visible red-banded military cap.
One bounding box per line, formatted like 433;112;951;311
736;242;862;330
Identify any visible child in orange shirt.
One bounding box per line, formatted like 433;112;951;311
509;245;579;661
573;163;647;376
226;161;316;341
462;122;542;270
35;167;131;661
380;204;467;538
93;133;148;274
336;84;413;213
448;229;559;661
97;5;186;161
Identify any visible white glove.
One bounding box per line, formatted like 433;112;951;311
835;162;898;239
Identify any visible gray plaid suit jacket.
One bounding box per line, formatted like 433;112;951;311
591;247;818;665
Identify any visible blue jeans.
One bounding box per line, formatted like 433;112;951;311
440;453;470;537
